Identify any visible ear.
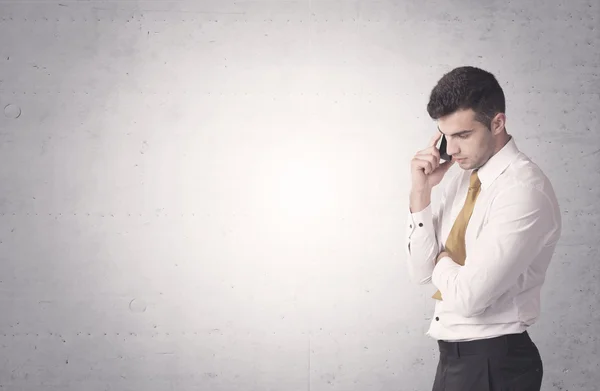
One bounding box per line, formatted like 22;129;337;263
491;113;506;135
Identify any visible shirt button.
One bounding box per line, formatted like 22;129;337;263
435;317;439;321
419;223;423;227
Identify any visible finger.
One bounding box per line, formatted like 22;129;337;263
417;151;439;171
428;131;443;147
423;162;432;175
412;157;432;174
414;154;436;169
415;148;440;160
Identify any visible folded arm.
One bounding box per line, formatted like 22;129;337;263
431;185;558;317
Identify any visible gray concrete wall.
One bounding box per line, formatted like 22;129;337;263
0;1;598;390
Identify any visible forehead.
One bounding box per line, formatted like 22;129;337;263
437;109;480;136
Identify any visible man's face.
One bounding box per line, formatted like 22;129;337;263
437;108;495;171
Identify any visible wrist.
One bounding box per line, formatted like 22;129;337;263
409;188;432;213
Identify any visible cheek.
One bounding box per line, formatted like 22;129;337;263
462;140;473;153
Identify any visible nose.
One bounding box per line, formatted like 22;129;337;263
446;137;460;156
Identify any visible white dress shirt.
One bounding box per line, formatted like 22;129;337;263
405;135;562;342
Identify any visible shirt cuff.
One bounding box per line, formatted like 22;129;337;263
407;203;434;238
432;256;461;289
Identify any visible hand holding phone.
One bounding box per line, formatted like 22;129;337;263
410;132;455;192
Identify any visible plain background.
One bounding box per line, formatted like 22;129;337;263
0;0;598;390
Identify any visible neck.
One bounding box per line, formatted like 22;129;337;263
494;132;511;154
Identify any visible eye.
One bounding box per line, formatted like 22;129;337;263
458;133;470;139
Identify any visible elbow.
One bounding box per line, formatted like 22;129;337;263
405;247;435;285
413;275;432;285
407;270;432;285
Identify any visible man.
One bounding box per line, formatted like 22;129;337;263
406;66;562;391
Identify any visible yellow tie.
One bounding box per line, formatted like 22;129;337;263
432;170;481;300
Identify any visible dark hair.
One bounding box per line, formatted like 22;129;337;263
426;66;505;129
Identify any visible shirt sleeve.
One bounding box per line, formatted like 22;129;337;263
431;185;559;317
405;193;446;285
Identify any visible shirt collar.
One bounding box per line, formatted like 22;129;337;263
473;134;520;190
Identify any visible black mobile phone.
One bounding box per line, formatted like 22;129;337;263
438;134;452;161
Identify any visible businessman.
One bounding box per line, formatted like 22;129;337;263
406;66;562;391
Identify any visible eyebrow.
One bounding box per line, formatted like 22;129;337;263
437;126;474;136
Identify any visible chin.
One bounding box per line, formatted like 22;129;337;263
456;159;473;169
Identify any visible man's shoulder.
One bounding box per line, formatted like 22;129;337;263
501;154;557;197
497;155;562;240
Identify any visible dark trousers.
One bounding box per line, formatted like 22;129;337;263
432;331;543;391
